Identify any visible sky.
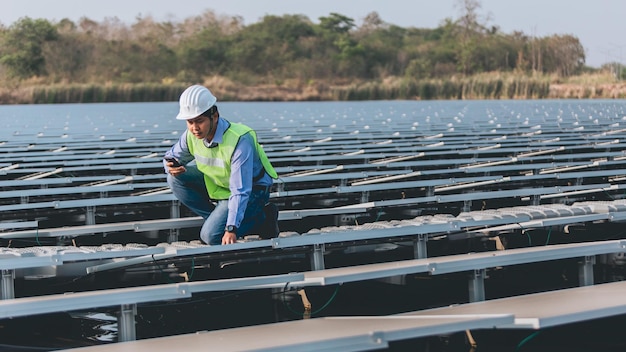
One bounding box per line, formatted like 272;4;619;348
2;0;625;68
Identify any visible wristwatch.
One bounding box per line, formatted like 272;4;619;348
225;225;237;233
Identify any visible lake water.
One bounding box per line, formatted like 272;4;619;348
3;98;626;141
2;99;626;351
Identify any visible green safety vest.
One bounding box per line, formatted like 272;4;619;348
187;122;278;200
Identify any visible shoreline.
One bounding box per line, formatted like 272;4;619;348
1;80;626;105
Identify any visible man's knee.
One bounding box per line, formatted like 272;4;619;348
200;226;223;245
166;174;181;194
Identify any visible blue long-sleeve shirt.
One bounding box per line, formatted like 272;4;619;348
164;118;272;228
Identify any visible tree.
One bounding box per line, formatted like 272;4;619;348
426;19;461;77
314;13;367;78
42;19;87;82
319;13;355;34
0;17;58;79
176;11;240;81
0;10;593;88
541;34;585;76
358;23;409;78
453;0;490;74
224;14;316;80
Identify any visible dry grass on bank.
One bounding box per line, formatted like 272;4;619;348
201;76;334;101
1;72;625;104
547;72;626;99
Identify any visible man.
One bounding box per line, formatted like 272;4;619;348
164;85;278;245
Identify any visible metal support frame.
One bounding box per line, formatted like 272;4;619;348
311;244;325;270
578;255;595;286
168;200;181;243
414;234;428;259
1;270;15;300
86;205;96;225
167;229;179;244
531;194;541;206
118;303;137;342
469;268;486;302
463;199;472;213
360;191;369;203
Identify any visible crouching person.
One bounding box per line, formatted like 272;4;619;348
164;85;278;245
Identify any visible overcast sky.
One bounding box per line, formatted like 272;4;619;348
3;0;625;68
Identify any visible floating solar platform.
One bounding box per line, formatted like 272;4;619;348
4;100;626;350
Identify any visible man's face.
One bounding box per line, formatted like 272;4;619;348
186;115;213;140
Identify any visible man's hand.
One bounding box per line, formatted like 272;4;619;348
222;231;237;245
166;161;186;176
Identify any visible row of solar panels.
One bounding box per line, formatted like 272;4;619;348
2;111;626;251
1;239;624;348
0;200;624;285
2;100;626;349
1;112;626;262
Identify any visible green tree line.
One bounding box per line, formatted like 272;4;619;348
0;0;605;102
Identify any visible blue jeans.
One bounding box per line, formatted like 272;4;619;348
167;164;269;245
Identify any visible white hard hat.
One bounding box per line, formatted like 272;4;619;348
176;85;217;120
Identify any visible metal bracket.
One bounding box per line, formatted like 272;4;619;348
414;234;428;259
311;243;326;270
118;303;137;342
531;194;541;206
168;200;181;243
86;205;96;226
1;270;15;300
463;199;472;213
469;268;486;302
360;191;369;203
579;255;595;286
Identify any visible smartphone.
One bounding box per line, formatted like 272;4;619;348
164;157;181;167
